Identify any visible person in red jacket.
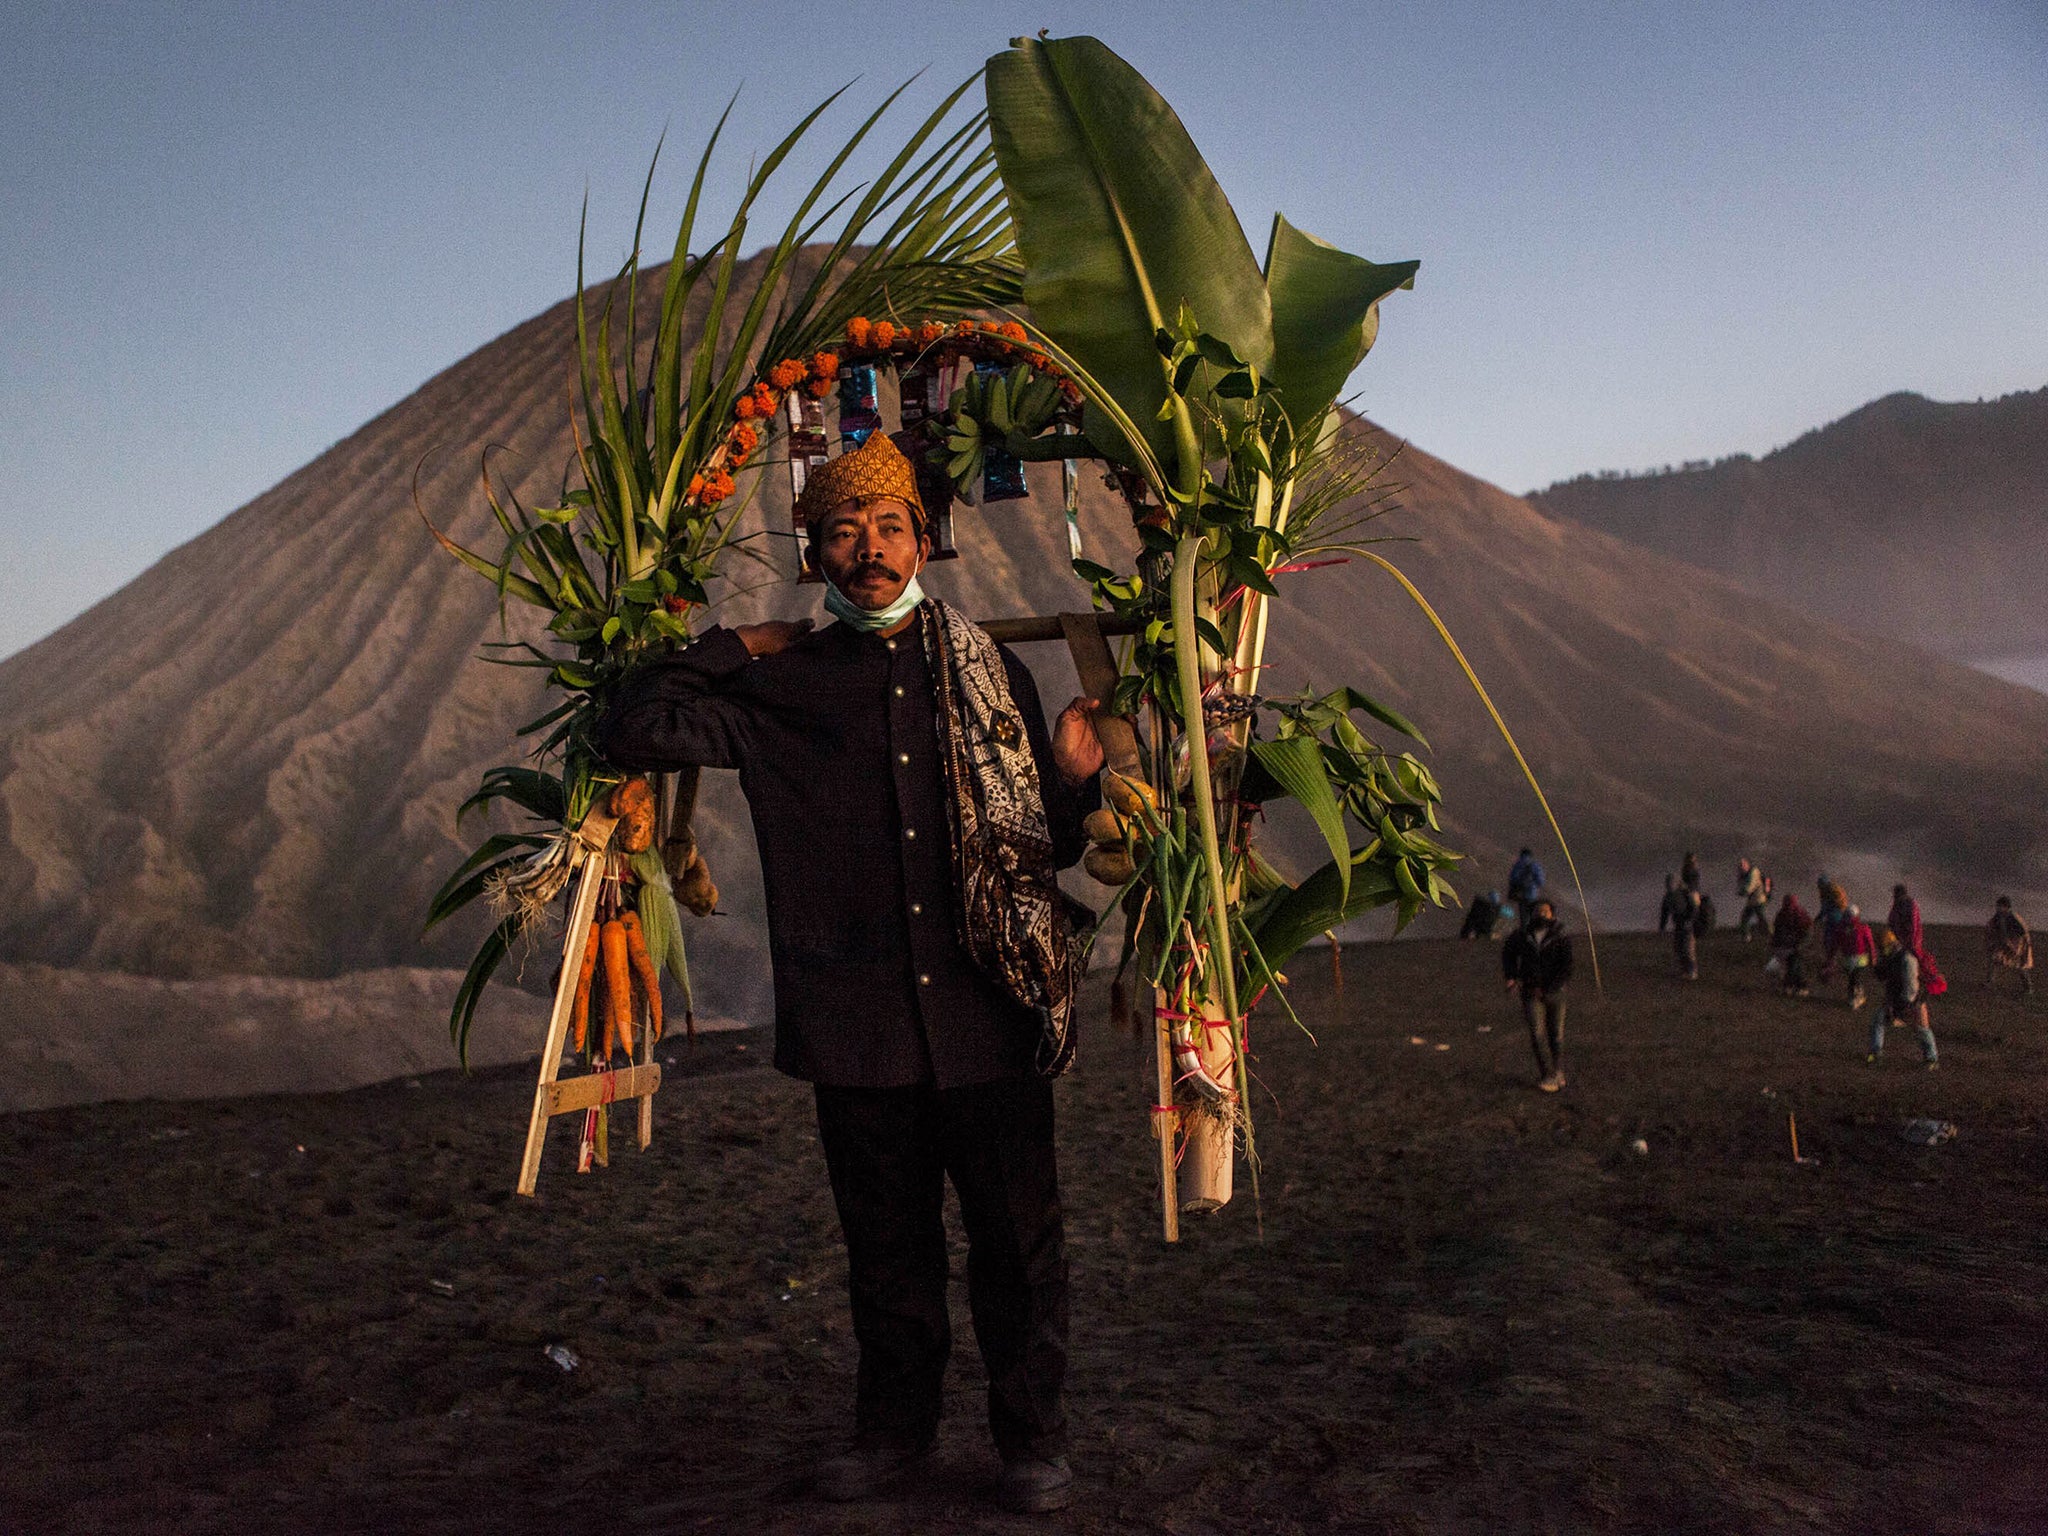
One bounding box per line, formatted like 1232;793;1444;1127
1770;891;1813;996
1832;904;1878;1009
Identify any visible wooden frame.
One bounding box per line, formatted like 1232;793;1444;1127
514;805;664;1196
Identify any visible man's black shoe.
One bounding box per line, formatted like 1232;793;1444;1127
814;1437;933;1502
995;1455;1074;1513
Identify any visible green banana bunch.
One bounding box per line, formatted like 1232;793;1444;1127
945;363;1070;502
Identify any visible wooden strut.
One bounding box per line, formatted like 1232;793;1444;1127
515;806;663;1197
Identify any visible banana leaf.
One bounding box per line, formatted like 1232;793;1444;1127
1247;735;1351;905
985;35;1272;466
1242;857;1402;981
1262;215;1417;436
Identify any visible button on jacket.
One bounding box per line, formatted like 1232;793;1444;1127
594;613;1097;1089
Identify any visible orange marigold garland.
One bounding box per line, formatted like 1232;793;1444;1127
674;315;1084;523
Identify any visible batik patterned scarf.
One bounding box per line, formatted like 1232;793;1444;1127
918;599;1079;1076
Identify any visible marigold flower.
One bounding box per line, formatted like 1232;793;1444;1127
701;469;736;505
733;395;758;421
750;382;779;417
998;321;1028;343
806;377;833;398
980;320;1002;334
954;320;977;337
768;359;806;390
1027;351;1052;370
730;420;760;458
809;350;839;380
846;316;872;347
871;321;897;348
662;595;693;615
687;473;706;498
916;321;944;345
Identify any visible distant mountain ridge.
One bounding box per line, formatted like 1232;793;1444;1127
1;260;2044;1035
1529;387;2048;657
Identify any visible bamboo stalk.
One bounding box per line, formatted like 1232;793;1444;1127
1175;994;1235;1213
1171;532;1243;1212
1152;987;1180;1243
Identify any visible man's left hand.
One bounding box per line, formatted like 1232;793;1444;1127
1052;697;1107;787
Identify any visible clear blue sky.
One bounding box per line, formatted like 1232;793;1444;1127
2;0;2042;660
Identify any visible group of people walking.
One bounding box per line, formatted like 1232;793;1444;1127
1465;842;2037;1092
1668;852;2038;1071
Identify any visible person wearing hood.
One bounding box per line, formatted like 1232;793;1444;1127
1506;848;1545;925
1815;876;1849;983
1502;898;1575;1091
1770;891;1813;996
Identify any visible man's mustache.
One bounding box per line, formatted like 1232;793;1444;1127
849;560;902;582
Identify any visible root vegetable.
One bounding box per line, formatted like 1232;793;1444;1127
571;922;599;1052
1084;845;1136;886
600;917;634;1058
619;909;664;1043
1104;772;1157;820
673;847;719;916
1082;808;1127;845
608;778;658;853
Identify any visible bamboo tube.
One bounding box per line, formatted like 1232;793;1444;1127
1175;993;1236;1213
1152;988;1179;1244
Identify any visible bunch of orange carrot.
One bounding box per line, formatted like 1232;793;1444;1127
570;897;664;1061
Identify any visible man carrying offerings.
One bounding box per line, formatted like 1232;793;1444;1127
596;432;1103;1513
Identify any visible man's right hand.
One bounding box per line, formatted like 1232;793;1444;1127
735;619;813;657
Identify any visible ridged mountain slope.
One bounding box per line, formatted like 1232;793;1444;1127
1529;388;2048;658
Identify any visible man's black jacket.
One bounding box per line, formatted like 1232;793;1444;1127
1502;920;1575;992
594;613;1096;1089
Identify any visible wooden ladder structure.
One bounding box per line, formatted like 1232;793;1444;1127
514;803;663;1196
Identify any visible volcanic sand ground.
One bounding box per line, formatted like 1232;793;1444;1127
3;926;2044;1534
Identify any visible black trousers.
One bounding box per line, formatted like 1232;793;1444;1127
813;1076;1068;1460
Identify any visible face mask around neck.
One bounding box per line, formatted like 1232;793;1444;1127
823;560;925;632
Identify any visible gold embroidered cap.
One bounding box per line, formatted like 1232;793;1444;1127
794;430;926;530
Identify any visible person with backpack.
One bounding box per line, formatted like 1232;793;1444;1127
1869;927;1938;1068
1459;890;1505;940
1502;898;1575;1091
